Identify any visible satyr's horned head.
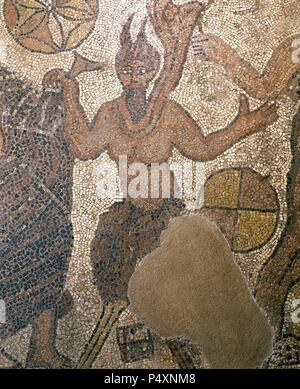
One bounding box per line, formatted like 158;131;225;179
115;15;161;90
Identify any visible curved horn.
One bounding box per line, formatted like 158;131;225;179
120;14;134;47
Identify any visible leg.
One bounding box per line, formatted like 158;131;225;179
255;243;300;368
255;235;300;336
77;300;128;368
77;203;139;368
26;308;73;369
78;200;190;368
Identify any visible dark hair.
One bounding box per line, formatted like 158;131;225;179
115;15;161;72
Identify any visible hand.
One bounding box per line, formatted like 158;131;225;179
147;0;203;53
192;33;231;64
42;69;70;93
42;68;80;100
238;94;279;132
191;33;210;62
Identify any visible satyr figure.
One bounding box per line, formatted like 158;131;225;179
42;0;278;368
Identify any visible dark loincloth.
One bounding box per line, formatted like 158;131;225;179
91;198;185;303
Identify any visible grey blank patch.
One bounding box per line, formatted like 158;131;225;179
128;215;273;369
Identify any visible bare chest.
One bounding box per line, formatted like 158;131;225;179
108;122;172;165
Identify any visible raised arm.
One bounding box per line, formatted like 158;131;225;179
194;33;300;100
171;95;278;161
43;69;110;160
147;0;210;103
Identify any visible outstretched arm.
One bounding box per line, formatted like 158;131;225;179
171;95;278;161
43;70;110;160
193;33;300;100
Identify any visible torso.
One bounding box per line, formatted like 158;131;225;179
107;97;174;164
104;97;177;210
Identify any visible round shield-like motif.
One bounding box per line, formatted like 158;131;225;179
201;168;279;253
3;0;99;54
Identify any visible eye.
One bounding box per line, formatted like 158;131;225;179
123;67;132;74
137;67;146;75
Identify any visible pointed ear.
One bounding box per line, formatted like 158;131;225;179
137;18;148;41
120;14;134;47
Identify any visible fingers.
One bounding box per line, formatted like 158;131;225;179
148;0;178;29
147;0;163;36
191;34;208;60
239;94;250;114
200;33;229;62
43;70;63;84
42;69;68;93
268;111;279;124
262;102;279;124
63;78;80;96
240;95;278;126
184;1;204;19
259;101;279;113
254;101;279;126
147;0;168;23
192;33;222;62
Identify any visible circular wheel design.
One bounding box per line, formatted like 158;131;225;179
3;0;99;54
201;168;279;253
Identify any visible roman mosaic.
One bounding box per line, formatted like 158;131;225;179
0;0;299;369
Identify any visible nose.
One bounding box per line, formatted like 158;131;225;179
131;73;140;84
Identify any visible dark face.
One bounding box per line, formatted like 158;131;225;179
117;59;159;90
287;72;300;103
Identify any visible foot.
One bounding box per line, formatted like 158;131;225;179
27;308;74;369
26;347;74;369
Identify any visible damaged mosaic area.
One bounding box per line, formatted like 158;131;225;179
0;0;299;369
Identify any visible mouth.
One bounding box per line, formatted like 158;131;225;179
130;81;142;87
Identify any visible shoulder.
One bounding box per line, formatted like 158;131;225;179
94;98;120;124
161;99;194;128
164;98;193;117
97;99;116;116
164;98;180;112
